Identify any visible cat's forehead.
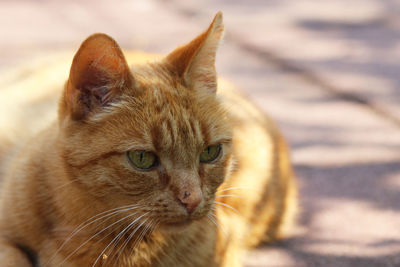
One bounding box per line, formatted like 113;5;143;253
132;64;196;115
136;83;208;155
106;65;230;163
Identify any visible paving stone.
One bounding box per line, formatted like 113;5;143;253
165;0;400;125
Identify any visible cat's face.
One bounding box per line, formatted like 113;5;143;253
58;13;231;228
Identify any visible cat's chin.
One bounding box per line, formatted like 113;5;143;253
159;219;194;233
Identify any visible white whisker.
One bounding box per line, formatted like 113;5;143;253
46;204;142;266
133;218;153;249
216;186;253;193
207;213;227;238
108;217;157;265
216;194;243;198
58;211;141;266
214;201;240;215
113;216;150;264
91;212;149;267
94;221;134;267
101;216;141;267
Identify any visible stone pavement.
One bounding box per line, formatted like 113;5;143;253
1;0;400;266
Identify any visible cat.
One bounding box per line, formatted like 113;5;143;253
0;12;297;266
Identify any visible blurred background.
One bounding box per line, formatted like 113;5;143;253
1;0;400;266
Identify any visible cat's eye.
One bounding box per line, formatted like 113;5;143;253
127;151;158;170
200;144;222;163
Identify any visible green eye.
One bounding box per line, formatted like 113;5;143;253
200;144;222;163
127;151;158;170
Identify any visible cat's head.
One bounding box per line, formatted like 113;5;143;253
57;12;232;229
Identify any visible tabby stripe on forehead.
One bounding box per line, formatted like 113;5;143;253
172;118;181;145
181;117;192;140
151;119;175;152
150;124;163;151
165;119;175;145
189;119;198;140
200;120;210;145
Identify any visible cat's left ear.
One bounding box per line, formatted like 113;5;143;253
165;12;224;93
60;33;133;121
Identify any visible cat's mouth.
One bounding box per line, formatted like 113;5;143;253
160;216;202;232
158;206;211;232
165;219;192;228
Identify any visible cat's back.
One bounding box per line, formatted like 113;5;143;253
0;55;65;181
216;79;297;251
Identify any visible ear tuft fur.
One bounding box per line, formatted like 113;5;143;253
60;33;133;121
165;12;224;93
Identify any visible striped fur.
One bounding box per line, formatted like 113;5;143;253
0;12;297;266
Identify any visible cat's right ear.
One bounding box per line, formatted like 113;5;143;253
60;33;133;121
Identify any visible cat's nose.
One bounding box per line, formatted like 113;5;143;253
178;189;202;214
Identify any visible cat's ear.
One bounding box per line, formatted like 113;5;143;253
165;12;224;93
60;33;133;120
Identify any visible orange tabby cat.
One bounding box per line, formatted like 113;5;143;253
0;12;297;266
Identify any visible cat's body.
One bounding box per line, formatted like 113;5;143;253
0;13;296;266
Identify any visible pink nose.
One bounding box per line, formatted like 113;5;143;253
178;190;202;213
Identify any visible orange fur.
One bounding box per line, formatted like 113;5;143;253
0;12;297;266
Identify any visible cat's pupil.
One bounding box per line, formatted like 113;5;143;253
200;144;222;163
127;151;157;170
